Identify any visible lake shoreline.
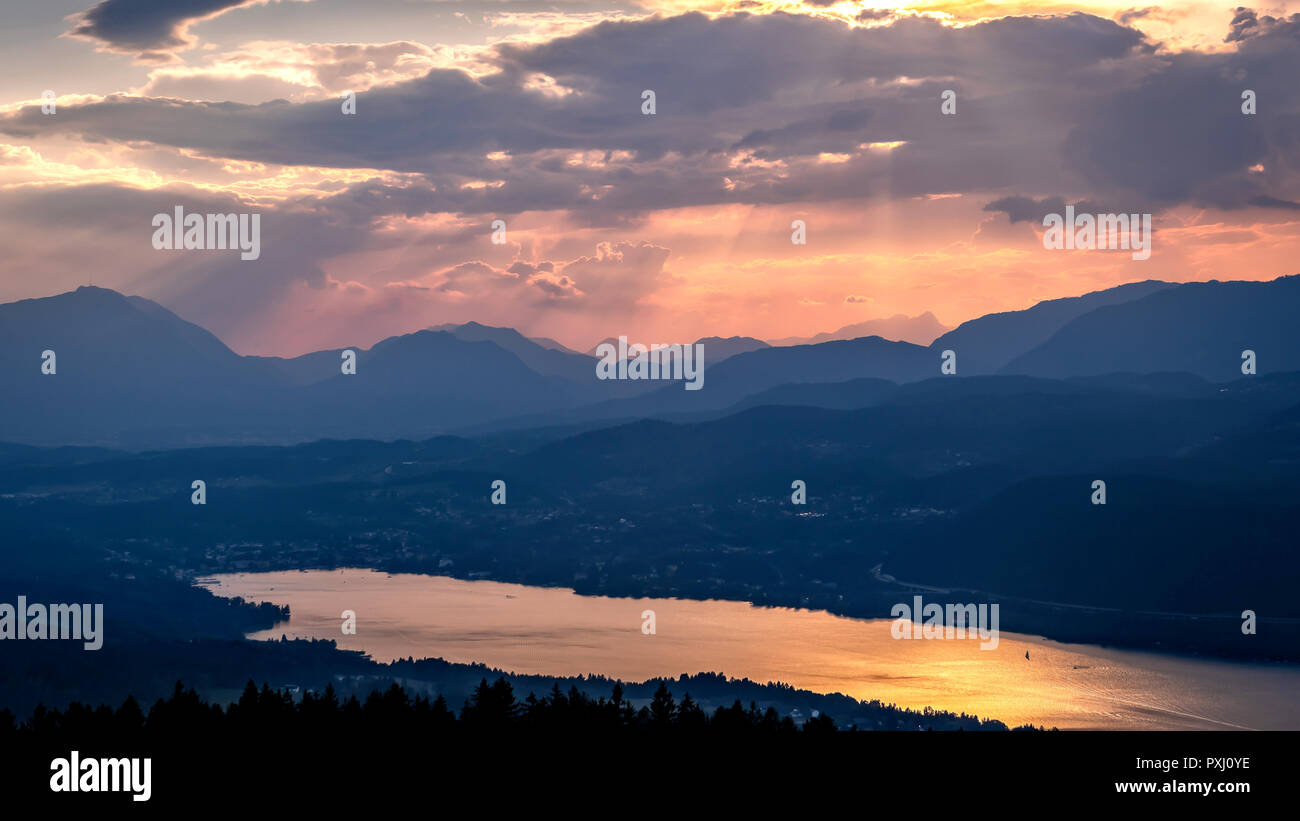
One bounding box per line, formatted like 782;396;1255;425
201;568;1300;731
194;561;1300;667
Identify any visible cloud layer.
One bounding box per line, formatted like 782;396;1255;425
0;4;1296;352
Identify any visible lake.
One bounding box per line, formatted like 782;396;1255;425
200;568;1300;730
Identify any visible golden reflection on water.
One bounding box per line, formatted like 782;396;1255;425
202;568;1300;730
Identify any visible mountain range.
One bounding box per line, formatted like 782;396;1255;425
1;275;1298;447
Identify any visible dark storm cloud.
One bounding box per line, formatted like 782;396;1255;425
1225;6;1266;43
856;9;893;22
983;195;1114;223
1250;195;1300;210
1116;7;1157;26
1059;10;1299;211
984;195;1068;224
734;105;872;155
67;0;268;59
508;261;555;276
9;9;1298;218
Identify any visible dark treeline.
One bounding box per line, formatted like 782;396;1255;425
4;678;831;739
1;677;1028;741
0;635;1020;731
0;678;906;806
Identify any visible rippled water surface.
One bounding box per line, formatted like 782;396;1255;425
202;568;1300;730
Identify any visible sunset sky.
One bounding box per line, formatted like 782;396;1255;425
1;0;1298;355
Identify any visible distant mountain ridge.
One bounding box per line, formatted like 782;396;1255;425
930;280;1173;373
582;334;769;364
426;321;600;382
1001;277;1300;381
2;276;1298;446
770;312;949;347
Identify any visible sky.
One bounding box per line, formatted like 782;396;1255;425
0;0;1298;355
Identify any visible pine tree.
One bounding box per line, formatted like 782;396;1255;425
650;681;676;725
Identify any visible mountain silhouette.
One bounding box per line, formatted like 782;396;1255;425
694;336;771;361
584;334;768;365
3;276;1299;447
1002;276;1300;381
771;312;950;347
0;290;590;445
473;336;940;432
931;280;1172;373
0;286;282;446
427;321;599;382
